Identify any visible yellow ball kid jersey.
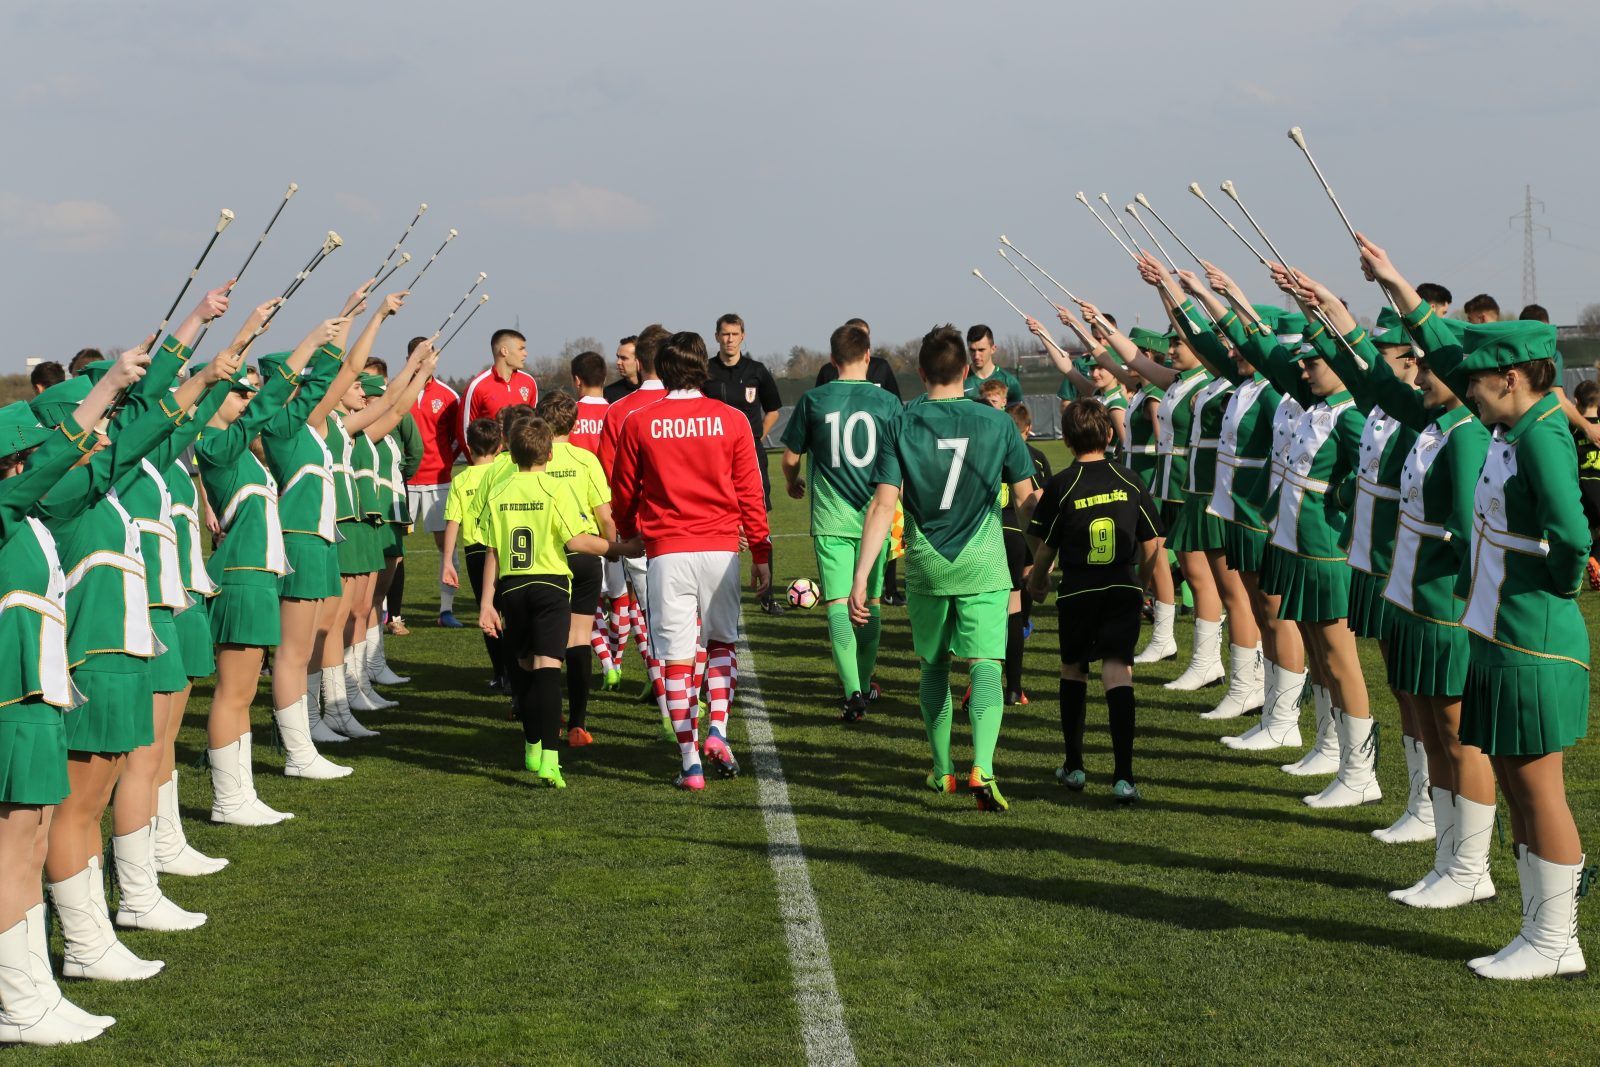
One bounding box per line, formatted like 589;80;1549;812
443;462;499;547
481;470;592;588
544;440;610;536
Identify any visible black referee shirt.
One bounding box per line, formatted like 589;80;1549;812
602;378;638;403
814;357;903;399
705;354;781;444
1028;459;1161;596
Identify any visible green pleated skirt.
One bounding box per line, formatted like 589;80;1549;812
175;598;215;679
1222;521;1268;574
210;569;283;648
64;652;154;755
1346;568;1398;641
337;521;385;576
1272;551;1351;623
0;700;69;805
1259;544;1289;598
383;522;406;559
148;607;188;694
1386;608;1469;698
1158;499;1183;536
1168;495;1227;553
1460;639;1590;756
282;531;342;601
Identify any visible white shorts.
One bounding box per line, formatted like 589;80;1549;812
603;558;628;600
622;554;649;608
646;551;742;662
407;484;450;535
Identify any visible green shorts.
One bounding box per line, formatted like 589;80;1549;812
906;587;1009;663
813;535;886;603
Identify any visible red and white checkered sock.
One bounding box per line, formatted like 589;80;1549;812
706;641;737;740
665;663;698;771
630;599;648;659
610;595;631;662
691;641;707;705
591;609;617;674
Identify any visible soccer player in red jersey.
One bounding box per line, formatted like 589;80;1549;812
461;329;539;443
407;337;467;626
568;350;622;681
568;350;610;454
611;331;772;790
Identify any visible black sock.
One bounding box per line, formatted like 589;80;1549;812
509;664;536;743
533;667;564;750
387;558;406;620
885;559;898;597
1020;589;1034;628
1005;611;1025;695
1107;685;1136;783
565;645;591;730
1060;678;1087;771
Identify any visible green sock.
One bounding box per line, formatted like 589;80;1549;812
827;602;862;697
855;605;882;691
969;659;1004;774
917;659;954;777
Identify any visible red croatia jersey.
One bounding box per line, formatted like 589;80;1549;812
410;378;463;485
461;367;539;442
598;380;667;478
569;395;610;455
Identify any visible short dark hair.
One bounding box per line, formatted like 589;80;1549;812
1519;304;1550;324
843;317;870;336
407;336;429;355
656;332;710;391
496;403;535;439
466;417;501;457
966;324;994;346
635;324;671;375
508;416;554;468
829;324;870;366
69;348;103;376
715;313;744;333
537;390;578;435
571;351;606;387
618;335;638;347
1416;283;1452;308
1063;399;1115;455
490;329;525;354
918;325;969;386
1521;357;1557;393
1101;312;1118;328
30;361;66;390
365;357;389;376
1573;379;1600;409
1464;293;1500;316
1009;403;1032;434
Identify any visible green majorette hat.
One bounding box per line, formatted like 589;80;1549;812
1252;304;1283;333
77;359;115;384
360;373;387;397
0;400;55;456
29;376;92;428
1128;327;1170;355
1276;312;1307;345
1074;356;1099;378
1456;320;1559;374
256;352;292;377
229;366;259;393
1370;307;1411;348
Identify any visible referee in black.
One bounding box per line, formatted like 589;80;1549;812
705;312;786;614
1027;400;1163;803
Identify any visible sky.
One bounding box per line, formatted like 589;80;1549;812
4;0;1600;376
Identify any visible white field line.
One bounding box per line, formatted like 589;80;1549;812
737;636;858;1067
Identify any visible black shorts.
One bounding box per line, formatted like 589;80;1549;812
1580;478;1600;532
1057;585;1143;667
496;578;571;662
1003;528;1027;592
566;552;602;617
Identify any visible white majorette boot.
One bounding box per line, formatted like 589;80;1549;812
274;696;353;779
1372;736;1435;844
367;623;408;686
1134;601;1177;664
1226;664;1306;750
1391;786;1456;901
1201;643;1265;719
1281;684;1340;775
1303;710;1383;808
111;826;207;931
208;735;294;825
47;865;163;982
1470;849;1586;980
1397;794;1496;908
309;669;348;744
24;903;114;1030
1221;659;1275;746
153;771;228;876
1165;618;1224;691
0;918;105;1046
322;665;380;739
345;643;395;713
1468;846;1532;970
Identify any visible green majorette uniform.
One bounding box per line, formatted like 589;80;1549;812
1402;308;1589;753
1310;308;1420;640
166;443;219;681
780;379;903;601
962;364;1023;406
263;346;342;602
327;413;368;579
1126;384;1163;491
0;406;98;804
1237;315;1363;621
198;364;295;649
34;338;195;754
1154;363;1213;526
346;390;388;575
383;411;422;557
1179;304;1281;573
1169;372;1232;553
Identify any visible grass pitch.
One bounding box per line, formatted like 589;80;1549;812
19;440;1598;1065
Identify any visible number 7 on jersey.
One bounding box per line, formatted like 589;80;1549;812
937;437;968;510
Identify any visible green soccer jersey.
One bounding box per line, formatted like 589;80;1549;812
962;365;1023;406
872;396;1033;596
781;379;904;538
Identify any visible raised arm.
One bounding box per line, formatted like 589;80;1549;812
1359;234;1471;405
1203;262;1309;406
352;338;436;437
1078;300;1176;388
1026;316;1095;395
